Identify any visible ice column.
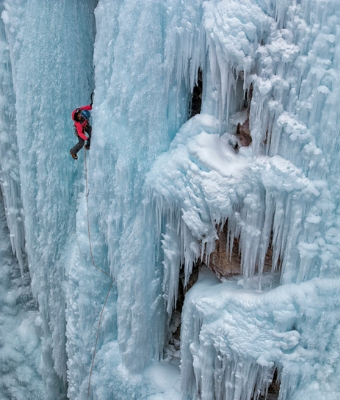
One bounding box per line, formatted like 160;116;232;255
0;2;25;272
2;0;97;397
88;0;200;373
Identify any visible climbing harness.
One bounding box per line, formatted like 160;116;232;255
84;147;114;400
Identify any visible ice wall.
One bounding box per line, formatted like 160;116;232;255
90;0;191;369
148;0;340;292
0;1;25;272
0;191;44;399
1;0;340;399
1;0;97;398
145;0;340;399
181;269;340;400
65;0;205;397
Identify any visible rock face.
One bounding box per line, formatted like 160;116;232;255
236;84;253;147
208;224;274;278
236;118;252;146
209;225;242;277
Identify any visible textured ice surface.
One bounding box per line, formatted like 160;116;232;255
0;0;340;399
181;269;340;400
0;2;25;272
145;0;340;398
0;192;44;399
1;0;97;397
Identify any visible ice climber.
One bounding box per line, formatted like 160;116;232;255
70;104;92;160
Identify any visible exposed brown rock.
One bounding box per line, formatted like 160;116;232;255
236;83;253;147
209;225;241;277
208;223;275;279
236;119;252;146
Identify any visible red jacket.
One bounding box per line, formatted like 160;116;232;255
71;104;92;140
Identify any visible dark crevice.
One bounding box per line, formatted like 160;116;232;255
234;83;253;149
189;68;202;118
257;369;280;400
165;263;201;358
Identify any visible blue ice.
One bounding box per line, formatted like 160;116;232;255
0;0;340;399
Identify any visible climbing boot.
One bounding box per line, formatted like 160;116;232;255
70;151;78;160
85;144;90;150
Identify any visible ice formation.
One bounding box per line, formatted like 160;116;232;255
0;190;44;399
0;0;339;399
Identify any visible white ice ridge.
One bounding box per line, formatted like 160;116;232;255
181;268;340;400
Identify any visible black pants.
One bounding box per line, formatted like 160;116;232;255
70;125;92;155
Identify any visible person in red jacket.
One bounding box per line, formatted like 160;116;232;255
70;104;92;160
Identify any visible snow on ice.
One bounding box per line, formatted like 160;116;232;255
0;0;340;399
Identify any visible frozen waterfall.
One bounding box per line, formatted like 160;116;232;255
0;0;340;399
